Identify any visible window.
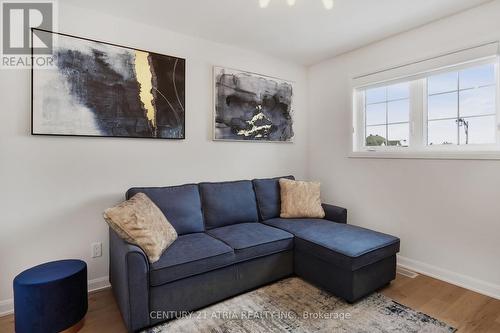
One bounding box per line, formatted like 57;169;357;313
427;64;497;146
365;83;410;147
353;57;500;158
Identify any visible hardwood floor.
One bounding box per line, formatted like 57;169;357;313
382;273;500;332
1;273;499;332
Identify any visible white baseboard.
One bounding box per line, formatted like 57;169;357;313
88;276;111;293
0;276;110;317
397;255;500;300
0;299;13;317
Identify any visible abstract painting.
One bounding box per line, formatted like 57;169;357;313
32;29;185;139
213;67;294;142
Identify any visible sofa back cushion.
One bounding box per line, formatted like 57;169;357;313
199;180;259;229
252;175;294;221
126;184;204;235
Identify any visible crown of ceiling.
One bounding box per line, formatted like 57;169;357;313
259;0;334;10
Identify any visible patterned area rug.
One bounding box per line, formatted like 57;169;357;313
146;277;456;333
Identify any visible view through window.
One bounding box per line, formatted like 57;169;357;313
427;64;496;145
365;83;410;147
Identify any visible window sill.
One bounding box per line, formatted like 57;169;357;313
348;151;500;160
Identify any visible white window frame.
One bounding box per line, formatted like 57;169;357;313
351;55;500;160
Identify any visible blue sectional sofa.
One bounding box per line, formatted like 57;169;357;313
109;176;400;332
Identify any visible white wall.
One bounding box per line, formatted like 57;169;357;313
0;3;308;309
308;0;500;298
2;0;500;316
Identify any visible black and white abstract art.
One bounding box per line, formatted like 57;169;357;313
213;67;294;142
32;29;185;139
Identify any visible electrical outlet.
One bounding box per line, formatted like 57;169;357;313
91;242;102;258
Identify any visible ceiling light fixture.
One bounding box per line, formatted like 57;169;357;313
259;0;271;8
259;0;334;10
322;0;334;10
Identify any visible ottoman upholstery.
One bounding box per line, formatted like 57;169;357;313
264;218;400;302
14;259;88;333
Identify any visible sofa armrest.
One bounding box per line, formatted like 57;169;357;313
322;203;347;224
109;228;150;332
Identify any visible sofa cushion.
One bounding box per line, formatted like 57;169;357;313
199;180;259;229
127;184;204;235
264;218;399;270
104;193;177;263
208;223;293;262
252;175;294;221
149;233;234;286
279;179;325;219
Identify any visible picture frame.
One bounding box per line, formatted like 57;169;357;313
213;66;294;142
31;28;186;139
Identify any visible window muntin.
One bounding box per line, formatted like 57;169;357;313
365;82;410;147
426;64;497;146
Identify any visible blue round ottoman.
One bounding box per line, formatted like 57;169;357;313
14;259;88;333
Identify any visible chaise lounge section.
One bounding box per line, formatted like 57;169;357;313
109;176;400;332
264;218;399;302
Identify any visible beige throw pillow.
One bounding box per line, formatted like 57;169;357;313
104;193;177;263
279;178;325;219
